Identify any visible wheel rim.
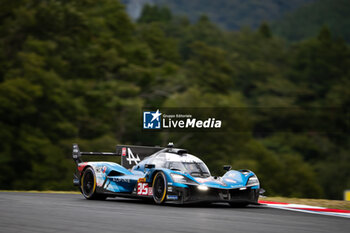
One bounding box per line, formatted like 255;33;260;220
153;173;166;203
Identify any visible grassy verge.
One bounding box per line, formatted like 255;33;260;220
261;196;350;210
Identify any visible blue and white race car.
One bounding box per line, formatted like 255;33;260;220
73;143;261;206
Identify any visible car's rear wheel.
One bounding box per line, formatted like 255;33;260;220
81;167;106;200
152;172;167;204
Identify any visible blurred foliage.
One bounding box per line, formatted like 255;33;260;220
125;0;350;43
0;0;349;199
148;0;315;29
272;0;350;43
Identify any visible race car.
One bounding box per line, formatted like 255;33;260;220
72;142;261;206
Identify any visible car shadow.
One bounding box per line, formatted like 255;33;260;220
103;196;263;209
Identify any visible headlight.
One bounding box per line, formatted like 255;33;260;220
197;185;208;191
246;175;259;187
171;173;197;185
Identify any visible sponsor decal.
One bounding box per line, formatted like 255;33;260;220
112;178;130;183
167;195;178;200
95;166;107;174
137;183;153;196
122;147;127;156
138;178;146;183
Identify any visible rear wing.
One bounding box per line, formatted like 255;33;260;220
72;143;165;169
117;145;164;169
72;144;119;165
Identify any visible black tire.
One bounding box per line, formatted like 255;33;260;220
152;172;167;204
81;167;106;200
229;202;249;208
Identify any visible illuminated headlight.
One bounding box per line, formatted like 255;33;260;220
246;175;259;187
171;174;186;183
197;185;208;191
171;173;197;185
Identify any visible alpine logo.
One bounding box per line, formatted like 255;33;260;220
126;148;140;165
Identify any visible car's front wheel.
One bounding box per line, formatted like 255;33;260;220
152;172;167;204
81;167;106;200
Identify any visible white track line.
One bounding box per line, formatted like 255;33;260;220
260;202;350;218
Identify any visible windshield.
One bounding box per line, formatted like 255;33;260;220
166;161;210;177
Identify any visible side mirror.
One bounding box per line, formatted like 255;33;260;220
145;164;155;169
223;165;232;171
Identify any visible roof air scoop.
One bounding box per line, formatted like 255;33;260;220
177;149;187;155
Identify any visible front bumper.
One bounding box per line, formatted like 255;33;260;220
166;185;259;204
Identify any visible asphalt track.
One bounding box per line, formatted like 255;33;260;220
0;192;349;233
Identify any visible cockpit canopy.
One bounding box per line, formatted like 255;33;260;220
132;152;211;178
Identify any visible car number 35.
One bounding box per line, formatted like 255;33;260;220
137;183;152;196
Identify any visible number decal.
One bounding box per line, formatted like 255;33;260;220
137;183;143;195
142;184;148;195
137;183;152;196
